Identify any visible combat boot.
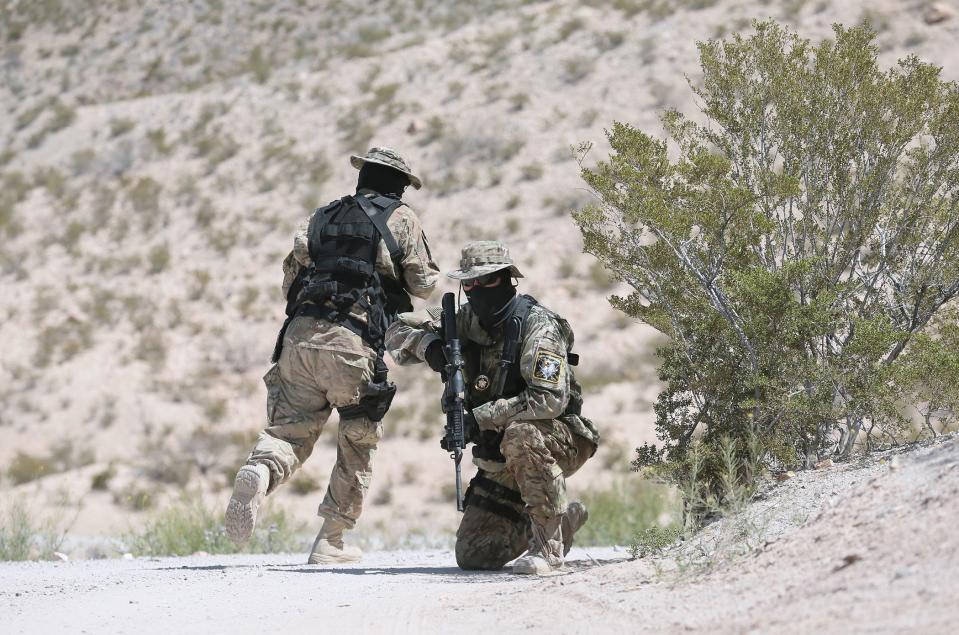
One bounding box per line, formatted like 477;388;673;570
513;516;565;575
561;501;589;556
308;518;363;565
225;463;270;546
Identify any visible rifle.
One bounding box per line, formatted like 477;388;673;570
440;292;467;511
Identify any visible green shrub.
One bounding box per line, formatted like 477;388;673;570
0;501;68;561
519;162;544;181
146;128;172;155
147;243;171;273
128;177;162;214
124;499;305;556
574;478;679;546
91;465;116;491
8;451;54;485
289;474;321;495
109;118;135;138
246;45;271;83
575;21;959;511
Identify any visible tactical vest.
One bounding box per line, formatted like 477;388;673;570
275;193;412;360
463;294;582;417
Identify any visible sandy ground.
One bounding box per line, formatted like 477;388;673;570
3;434;956;635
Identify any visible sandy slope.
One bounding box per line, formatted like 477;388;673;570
3;434;955;634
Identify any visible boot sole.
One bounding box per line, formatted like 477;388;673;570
225;468;263;545
307;552;363;565
512;559;563;575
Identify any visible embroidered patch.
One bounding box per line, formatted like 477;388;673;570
474;374;490;391
533;351;564;384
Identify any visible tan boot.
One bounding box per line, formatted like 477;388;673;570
513;516;565;575
561;501;589;556
225;463;270;546
307;518;363;565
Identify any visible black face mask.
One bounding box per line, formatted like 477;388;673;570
356;162;410;197
466;275;517;330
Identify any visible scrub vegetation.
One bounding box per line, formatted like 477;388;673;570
576;21;959;522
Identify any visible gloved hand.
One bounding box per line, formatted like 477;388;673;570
471;429;506;462
424;340;447;374
439;411;479;451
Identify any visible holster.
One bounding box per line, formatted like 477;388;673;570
337;355;396;422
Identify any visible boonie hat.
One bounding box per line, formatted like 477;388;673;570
447;240;524;280
350;146;422;189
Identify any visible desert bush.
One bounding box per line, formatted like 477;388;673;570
575;21;959;511
337;111;375;152
134;329;168;369
8;451;55;485
0;501;68;561
574;477;679;546
0;170;30;236
127;176;162;215
124;498;305;556
629;524;682;558
418;116;446;147
595;30;626;52
519;162;544;181
246;45;271;83
289;473;321;495
146;128;172;155
90;465;117;491
561;55;594;84
109;117;135;138
147;243;171;273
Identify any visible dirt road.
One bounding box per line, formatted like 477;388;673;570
0;547;631;634
3;435;957;634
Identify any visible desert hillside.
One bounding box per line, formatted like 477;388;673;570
1;0;957;544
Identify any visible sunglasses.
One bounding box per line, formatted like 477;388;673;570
462;273;503;291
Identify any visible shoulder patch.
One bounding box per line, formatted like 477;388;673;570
533;350;564;384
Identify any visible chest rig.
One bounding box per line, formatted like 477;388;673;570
271;193;412;422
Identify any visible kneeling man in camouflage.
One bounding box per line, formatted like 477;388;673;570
386;240;600;574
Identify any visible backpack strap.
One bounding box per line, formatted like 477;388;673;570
353;194;404;267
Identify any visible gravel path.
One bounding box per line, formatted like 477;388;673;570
2;435;956;634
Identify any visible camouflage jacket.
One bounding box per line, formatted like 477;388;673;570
385;298;599;445
281;189;440;310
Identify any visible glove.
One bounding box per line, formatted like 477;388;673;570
439;411;479;451
471;430;505;462
424;340;447;374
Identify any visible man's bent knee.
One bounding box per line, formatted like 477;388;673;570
455;535;515;571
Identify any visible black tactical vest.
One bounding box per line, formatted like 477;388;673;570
463;294;584;415
462;296;525;409
282;193;412;352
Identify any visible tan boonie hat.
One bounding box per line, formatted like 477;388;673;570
447;240;524;280
349;146;423;189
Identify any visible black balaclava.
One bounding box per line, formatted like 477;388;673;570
356;161;411;197
465;270;517;331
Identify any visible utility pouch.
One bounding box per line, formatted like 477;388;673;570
337;381;396;422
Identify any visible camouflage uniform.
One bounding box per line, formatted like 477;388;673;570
386;241;599;572
229;148;439;552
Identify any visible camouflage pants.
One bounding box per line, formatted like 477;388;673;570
246;316;381;529
455;417;595;570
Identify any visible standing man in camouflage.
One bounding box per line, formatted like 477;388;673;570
386;241;600;574
226;147;439;564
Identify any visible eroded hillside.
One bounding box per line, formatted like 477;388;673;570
1;0;957;543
